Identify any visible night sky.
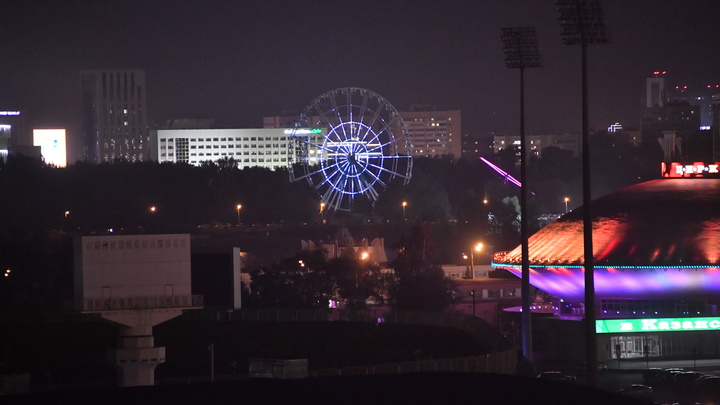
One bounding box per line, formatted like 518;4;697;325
2;0;720;149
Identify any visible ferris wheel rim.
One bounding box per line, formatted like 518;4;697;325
288;87;413;212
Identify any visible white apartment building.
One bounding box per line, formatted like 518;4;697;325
151;128;325;170
394;110;461;158
492;133;579;158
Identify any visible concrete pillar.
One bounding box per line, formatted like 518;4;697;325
107;332;165;387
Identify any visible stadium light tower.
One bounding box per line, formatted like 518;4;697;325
557;0;609;388
501;26;541;364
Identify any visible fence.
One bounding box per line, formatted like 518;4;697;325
311;350;517;377
182;307;517;376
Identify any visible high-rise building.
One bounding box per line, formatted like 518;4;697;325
641;71;701;148
646;71;667;108
672;83;720;129
80;70;147;163
394;109;461;158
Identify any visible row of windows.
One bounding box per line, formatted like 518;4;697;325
160;136;286;143
86;238;187;251
164;151;290;159
188;158;287;165
160;144;286;150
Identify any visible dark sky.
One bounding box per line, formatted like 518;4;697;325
2;0;720;143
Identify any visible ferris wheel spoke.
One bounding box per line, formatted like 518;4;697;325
359;167;387;189
358;104;386;141
357;93;370;127
324;186;345;210
316;171;345;197
360;177;380;200
366;160;411;180
347;91;354;125
310;100;338;132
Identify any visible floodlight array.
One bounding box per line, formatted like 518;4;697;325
557;0;609;46
501;27;542;69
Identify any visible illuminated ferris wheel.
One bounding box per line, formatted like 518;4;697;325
288;87;413;212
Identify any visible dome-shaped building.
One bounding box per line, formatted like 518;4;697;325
492;178;720;361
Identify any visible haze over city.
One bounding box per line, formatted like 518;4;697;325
3;0;720;153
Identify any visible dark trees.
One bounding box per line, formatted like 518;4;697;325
388;223;456;312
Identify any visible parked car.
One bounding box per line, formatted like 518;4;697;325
697;376;720;396
539;371;577;383
575;361;608;375
672;371;706;390
642;368;666;385
656;368;686;387
618;384;653;400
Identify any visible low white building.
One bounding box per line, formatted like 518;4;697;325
150;127;326;169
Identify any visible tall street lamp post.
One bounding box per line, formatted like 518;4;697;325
502;25;542;364
236;204;242;225
557;0;609;388
462;243;483;280
470;242;483;280
402;201;407;221
564;197;570;214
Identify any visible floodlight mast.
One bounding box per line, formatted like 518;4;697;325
557;0;609;388
501;26;541;364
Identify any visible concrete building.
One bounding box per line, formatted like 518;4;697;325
150;127;325;169
265;108;459;160
0;110;29;160
641;71;703;147
492;133;579;158
646;71;668;108
394;109;461;158
301;228;388;265
80;70;148;163
641;101;700;151
73;234;202;386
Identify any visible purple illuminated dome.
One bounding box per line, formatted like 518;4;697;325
492;179;720;303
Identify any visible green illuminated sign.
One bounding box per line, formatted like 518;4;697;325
596;317;720;334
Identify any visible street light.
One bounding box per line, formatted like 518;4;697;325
557;0;609;388
150;206;156;213
402;201;407;221
564;197;570;213
236;204;242;225
502;25;541;364
462;242;484;279
470;243;483;280
64;210;70;218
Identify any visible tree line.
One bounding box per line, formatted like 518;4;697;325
0;133;661;315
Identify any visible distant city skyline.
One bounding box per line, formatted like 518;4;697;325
2;0;720;160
